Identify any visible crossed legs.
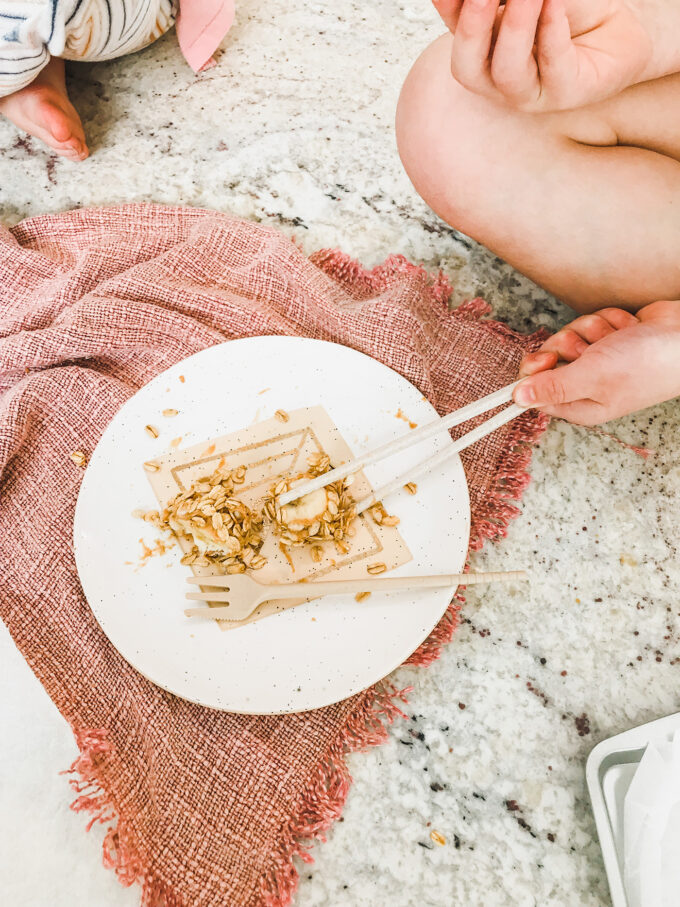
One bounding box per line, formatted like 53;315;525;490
396;34;680;313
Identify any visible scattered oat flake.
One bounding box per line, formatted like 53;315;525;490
170;437;183;448
202;443;216;456
620;554;638;567
279;543;295;572
179;375;185;383
70;450;87;467
396;408;417;429
404;482;418;495
137;536;174;567
367;563;387;575
258;388;271;395
369;504;385;525
162;408;179;417
430;830;446;846
143;461;160;472
275;409;290;423
145;424;159;439
355;591;371;603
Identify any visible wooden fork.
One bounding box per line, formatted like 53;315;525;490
184;570;527;622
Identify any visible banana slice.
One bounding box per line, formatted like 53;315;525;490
169;517;239;556
280;480;329;532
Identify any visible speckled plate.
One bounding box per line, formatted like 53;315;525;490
73;337;470;713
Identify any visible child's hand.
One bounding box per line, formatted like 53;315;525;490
513;302;680;425
432;0;652;112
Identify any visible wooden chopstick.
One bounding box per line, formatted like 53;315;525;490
276;380;522;506
355;403;525;514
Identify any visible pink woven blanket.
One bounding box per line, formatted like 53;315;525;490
0;204;548;907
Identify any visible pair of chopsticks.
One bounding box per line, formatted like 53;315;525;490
277;380;525;512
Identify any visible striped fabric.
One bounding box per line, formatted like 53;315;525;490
0;0;175;96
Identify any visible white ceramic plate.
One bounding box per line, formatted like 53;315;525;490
74;337;470;713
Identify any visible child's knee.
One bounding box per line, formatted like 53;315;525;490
396;36;498;229
398;38;455;200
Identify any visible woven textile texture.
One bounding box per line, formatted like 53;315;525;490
0;204;549;907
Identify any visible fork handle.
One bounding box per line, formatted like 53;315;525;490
184;570;526;619
253;569;526;601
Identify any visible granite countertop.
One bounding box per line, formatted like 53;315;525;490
2;3;679;905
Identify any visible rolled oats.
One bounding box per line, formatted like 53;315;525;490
366;563;387;575
264;450;357;551
157;463;265;573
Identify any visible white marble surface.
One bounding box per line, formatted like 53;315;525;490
2;2;680;905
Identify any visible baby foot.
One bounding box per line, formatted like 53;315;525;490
0;57;88;160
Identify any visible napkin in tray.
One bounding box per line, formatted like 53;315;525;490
624;728;680;906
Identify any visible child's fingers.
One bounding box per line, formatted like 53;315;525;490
450;0;501;90
513;358;594;408
535;0;575;105
594;307;640;329
489;0;543;104
536;398;609;426
518;350;558;377
534;311;636;366
538;329;590;362
637;300;680;325
515;361;610;424
432;0;464;33
558;313;617;345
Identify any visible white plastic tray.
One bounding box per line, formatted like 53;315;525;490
586;711;680;907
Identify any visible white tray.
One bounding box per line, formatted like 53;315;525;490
586;711;680;907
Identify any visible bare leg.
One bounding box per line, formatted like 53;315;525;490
0;57;88;161
396;35;680;313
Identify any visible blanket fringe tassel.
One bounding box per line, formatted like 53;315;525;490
65;729;182;907
258;683;412;907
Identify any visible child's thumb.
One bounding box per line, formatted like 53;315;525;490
513;362;588;408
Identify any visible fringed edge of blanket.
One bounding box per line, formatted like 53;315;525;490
65;729;182;907
65;685;414;907
257;683;411;907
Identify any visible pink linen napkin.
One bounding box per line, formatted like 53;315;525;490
0;203;550;907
